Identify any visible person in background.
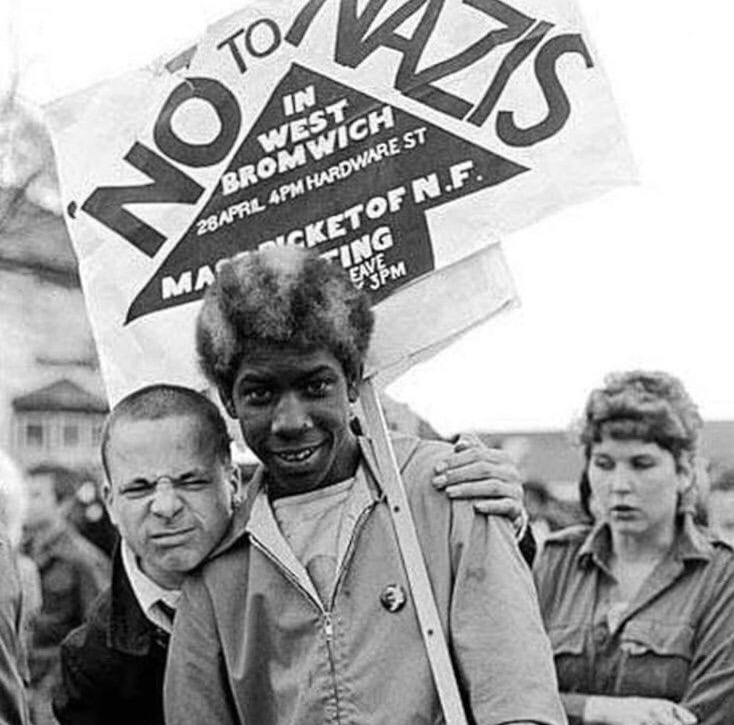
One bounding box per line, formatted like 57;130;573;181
164;247;564;725
22;465;110;725
0;535;29;725
1;451;32;725
0;452;42;647
708;468;734;547
535;371;734;725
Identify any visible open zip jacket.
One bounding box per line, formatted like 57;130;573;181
164;434;567;725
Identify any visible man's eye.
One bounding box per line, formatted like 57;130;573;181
243;388;272;405
306;379;330;397
179;479;209;489
122;484;153;497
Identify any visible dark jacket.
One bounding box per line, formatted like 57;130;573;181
0;537;29;725
53;546;168;725
26;523;110;673
53;504;251;725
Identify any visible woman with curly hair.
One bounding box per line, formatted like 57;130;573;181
534;371;734;725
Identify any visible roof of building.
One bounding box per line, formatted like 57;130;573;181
12;378;108;414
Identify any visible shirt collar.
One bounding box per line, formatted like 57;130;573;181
245;458;376;604
121;541;180;632
577;514;714;571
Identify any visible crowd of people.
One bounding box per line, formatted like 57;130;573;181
2;247;734;724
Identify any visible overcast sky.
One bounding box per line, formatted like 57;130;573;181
3;0;732;436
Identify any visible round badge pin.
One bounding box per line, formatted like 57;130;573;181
380;584;407;613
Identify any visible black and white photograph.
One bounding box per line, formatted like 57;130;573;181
1;1;733;723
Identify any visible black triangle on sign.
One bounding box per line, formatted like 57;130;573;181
126;63;527;324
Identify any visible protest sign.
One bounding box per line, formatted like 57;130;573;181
47;0;635;404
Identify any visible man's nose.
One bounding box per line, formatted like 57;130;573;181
271;393;312;437
150;481;183;519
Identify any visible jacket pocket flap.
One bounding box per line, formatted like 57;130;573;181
621;620;694;658
548;624;586;655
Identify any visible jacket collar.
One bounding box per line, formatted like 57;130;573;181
577;514;714;573
207;488;256;558
357;433;420;498
208;433;421;558
578;515;715;636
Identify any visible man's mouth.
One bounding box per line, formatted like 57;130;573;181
272;443;324;464
151;527;196;544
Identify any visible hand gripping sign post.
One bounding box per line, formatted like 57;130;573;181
46;1;635;721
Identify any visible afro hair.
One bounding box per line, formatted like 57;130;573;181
196;247;374;395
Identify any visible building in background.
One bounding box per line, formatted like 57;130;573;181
0;97;105;462
11;379;108;471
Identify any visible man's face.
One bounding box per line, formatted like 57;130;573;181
223;343;359;498
25;473;58;530
104;415;237;589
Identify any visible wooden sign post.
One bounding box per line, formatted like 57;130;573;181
360;378;469;725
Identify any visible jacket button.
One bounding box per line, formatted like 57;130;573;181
380;584;407;612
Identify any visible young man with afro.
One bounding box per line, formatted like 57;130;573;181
164;246;565;725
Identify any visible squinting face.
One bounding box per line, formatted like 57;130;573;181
104;415;237;589
587;437;689;541
223;343;359;498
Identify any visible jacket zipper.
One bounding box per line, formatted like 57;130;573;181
322;611;342;723
329;501;378;610
249;536;343;723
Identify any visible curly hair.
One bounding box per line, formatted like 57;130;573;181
196;247;374;395
576;370;702;469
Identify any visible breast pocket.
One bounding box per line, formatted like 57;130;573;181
616;620;693;699
548;624;589;693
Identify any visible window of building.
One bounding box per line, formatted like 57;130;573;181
91;422;103;446
63;424;80;446
26;423;44;448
